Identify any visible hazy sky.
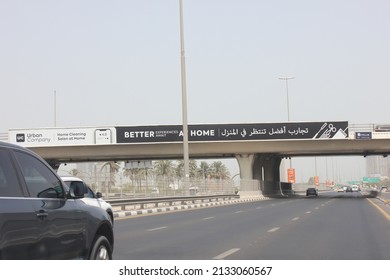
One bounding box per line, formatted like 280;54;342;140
1;0;389;183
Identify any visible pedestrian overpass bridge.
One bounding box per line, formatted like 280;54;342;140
7;121;390;196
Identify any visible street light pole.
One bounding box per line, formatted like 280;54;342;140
278;76;294;121
54;90;57;127
279;76;294;178
179;0;190;183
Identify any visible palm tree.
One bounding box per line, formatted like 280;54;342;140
210;161;230;180
69;168;80;177
198;161;211;180
100;161;121;192
123;167;149;191
153;160;175;178
209;161;231;193
153;160;176;193
176;160;198;179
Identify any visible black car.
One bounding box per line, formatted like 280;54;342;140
0;141;114;259
306;187;318;197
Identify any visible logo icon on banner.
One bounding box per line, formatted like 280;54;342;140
16;134;25;142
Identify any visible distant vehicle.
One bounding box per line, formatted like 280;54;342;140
351;185;359;192
306;187;318;197
61;176;114;225
151;187;160;195
189;186;199;195
0;141;114;259
346;186;353;192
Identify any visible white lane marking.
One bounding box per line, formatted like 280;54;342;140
213;248;241;260
203;216;215;220
292;217;300;221
306;211;311;214
315;207;319;210
147;226;167;232
235;210;243;214
267;227;280;233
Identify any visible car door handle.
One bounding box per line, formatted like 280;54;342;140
36;210;48;220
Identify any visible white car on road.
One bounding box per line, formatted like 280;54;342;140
351;185;360;192
61;176;114;225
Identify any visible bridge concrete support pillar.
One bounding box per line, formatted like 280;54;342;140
252;155;282;196
235;154;261;198
235;154;255;180
235;154;286;197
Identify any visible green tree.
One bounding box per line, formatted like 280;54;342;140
210;161;230;180
176;160;198;179
69;168;80;176
100;161;121;191
153;160;175;178
198;161;211;180
123;167;148;191
153;160;176;192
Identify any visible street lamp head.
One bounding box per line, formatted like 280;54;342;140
278;76;295;80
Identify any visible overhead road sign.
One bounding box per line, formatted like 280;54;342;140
362;177;381;184
355;132;372;140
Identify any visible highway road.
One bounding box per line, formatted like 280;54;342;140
113;191;390;260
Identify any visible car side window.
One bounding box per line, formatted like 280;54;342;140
86;187;95;198
13;151;65;199
0;149;24;197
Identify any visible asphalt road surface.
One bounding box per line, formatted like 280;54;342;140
113;191;390;260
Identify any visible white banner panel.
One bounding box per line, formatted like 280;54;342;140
8;127;115;147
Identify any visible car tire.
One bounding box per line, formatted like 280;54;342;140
89;235;112;260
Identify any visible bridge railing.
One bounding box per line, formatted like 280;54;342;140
348;123;390;139
377;188;390;203
107;194;240;212
97;177;237;200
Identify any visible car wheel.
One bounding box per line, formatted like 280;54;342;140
89;235;112;260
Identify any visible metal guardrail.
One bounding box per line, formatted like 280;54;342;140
377;189;390;204
107;194;240;211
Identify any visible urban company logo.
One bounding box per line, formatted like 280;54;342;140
16;134;25;142
15;133;51;144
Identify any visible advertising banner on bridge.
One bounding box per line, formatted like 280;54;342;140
8;121;348;147
8;127;115;147
116;121;348;143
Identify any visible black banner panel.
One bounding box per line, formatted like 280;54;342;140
116;121;348;144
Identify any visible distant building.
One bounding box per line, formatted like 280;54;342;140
366;156;390;178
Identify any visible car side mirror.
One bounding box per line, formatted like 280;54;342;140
68;183;86;199
96;192;103;198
